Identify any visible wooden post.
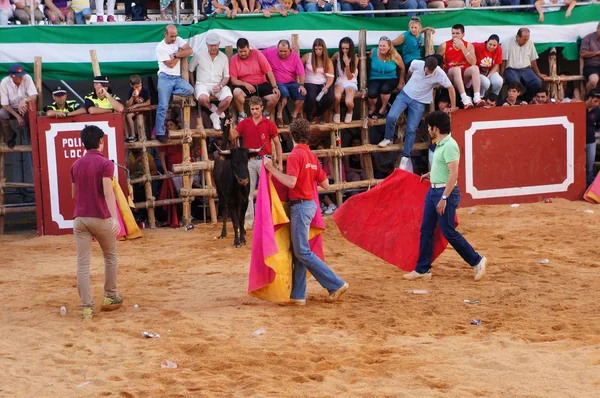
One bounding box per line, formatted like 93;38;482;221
330;129;343;206
34;57;43;112
0;145;4;234
90;50;101;76
548;50;558;101
197;118;217;223
137;114;156;228
225;45;233;59
291;34;300;55
182;107;192;225
358;29;374;185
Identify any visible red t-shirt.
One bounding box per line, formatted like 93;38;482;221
236;117;278;157
70;150;114;219
158;144;183;172
473;42;502;75
443;39;469;72
229;49;272;86
286;144;327;201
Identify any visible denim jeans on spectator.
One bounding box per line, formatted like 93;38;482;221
500;0;534;5
156;73;194;137
480;72;504;96
586;142;597;187
503;67;542;103
277;82;306;100
290;200;345;300
415;187;482;274
340;1;375;17
74;8;92;24
398;0;426;17
300;1;335;11
385;90;426;157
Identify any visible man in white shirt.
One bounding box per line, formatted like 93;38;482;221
0;64;38;148
189;31;232;131
379;56;456;171
502;28;547;104
155;25;194;143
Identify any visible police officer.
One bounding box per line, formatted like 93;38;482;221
44;86;87;118
84;76;124;114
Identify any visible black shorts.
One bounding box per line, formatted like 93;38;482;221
233;82;274;97
583;65;600;80
368;78;399;98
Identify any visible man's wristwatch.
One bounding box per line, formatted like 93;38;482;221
272;85;277;89
441;195;448;201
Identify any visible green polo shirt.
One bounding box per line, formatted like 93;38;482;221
430;134;460;184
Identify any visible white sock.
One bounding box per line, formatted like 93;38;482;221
460;93;469;101
474;92;481;99
210;104;218;113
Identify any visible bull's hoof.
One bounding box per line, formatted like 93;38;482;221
218;234;227;239
240;237;246;245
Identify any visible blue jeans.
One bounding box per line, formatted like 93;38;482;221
586;142;597;187
385;90;426;157
155;72;194;137
415;187;481;274
340;2;374;17
74;8;91;24
290;200;345;300
503;67;542;103
300;2;334;11
277;82;306;100
399;0;426;17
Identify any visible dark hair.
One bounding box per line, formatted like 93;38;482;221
452;24;465;34
425;55;438;71
437;90;450;104
508;81;525;93
129;74;142;85
80;125;105;150
338;37;356;73
486;34;500;44
486;93;498;103
290;118;311;143
535;88;548;96
236;38;249;49
425;111;451;135
517;28;530;37
587;88;600;100
277;39;290;48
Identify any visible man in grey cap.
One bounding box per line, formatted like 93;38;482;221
189;31;232;131
0;63;38;148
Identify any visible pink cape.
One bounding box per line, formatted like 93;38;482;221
332;169;455;271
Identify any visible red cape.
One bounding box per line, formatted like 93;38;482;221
332;170;456;271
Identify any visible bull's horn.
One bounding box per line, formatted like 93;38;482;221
248;143;266;154
215;144;230;155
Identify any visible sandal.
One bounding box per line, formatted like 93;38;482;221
125;15;132;21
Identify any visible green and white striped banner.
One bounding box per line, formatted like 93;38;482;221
0;5;597;81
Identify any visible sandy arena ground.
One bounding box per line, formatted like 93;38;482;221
1;199;599;397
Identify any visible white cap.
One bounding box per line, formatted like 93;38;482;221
206;32;220;46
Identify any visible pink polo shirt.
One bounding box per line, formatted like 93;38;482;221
229;49;272;86
261;47;305;84
71;150;114;219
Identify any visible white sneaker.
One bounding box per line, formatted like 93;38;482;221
399;156;410;171
403;271;432;280
474;256;487;281
210;112;221;130
462;96;474;109
378;138;392;148
324;204;337;215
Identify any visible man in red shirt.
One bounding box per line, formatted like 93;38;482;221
230;96;283;229
71;125;123;319
264;119;348;305
436;24;484;108
229;37;281;123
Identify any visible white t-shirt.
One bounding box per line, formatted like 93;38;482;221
0;75;38;108
189;50;229;86
403;60;452;104
156;36;188;76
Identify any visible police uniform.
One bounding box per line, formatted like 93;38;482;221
84;91;121;111
44;100;81;114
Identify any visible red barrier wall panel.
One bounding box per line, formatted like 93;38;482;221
451;102;586;207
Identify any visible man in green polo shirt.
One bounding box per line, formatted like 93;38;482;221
404;111;487;281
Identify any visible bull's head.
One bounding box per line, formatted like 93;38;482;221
216;144;264;186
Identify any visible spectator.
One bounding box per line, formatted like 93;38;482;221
497;0;534;6
95;0;116;22
0;0;14;25
211;0;242;17
125;0;149;21
398;0;427;16
331;37;359;124
429;0;463;8
340;0;374;18
535;0;575;24
0;64;38;149
498;81;528;106
229;38;280;123
263;40;306;127
302;38;335;124
473;34;503;97
437;24;484;108
160;0;177;20
154;25;194;143
373;149;396;179
84;76;125;114
368;36;405;119
392;17;434;70
585;89;600;187
502;28;547;103
344;137;366;182
13;0;44;24
124;74;151;143
532;88;555;104
71;0;91;24
484;93;498;107
189;31;232;131
44;86;87;118
557;74;582;103
254;0;280;13
580;22;600;92
317;141;339;215
262;0;298;15
44;0;74;24
301;0;335;12
158;119;184;192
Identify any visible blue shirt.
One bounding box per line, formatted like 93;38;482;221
400;31;423;66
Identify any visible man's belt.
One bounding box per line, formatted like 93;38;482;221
431;183;457;189
289;198;312;206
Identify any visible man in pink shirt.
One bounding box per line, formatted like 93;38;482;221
262;40;306;128
229;37;280;123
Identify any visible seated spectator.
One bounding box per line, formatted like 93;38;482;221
368;36;405;119
124;75;151;143
229;38;280;123
502;28;547;103
95;0;116;22
473;34;503;97
13;0;44;24
160;0;177;20
436;90;451;111
429;0;464;8
0;0;14;25
398;0;426;16
436;24;484;108
262;0;298;15
585;89;600;187
254;0;280;13
125;0;149;21
497;0;535;6
484;93;498;107
0;64;38;149
263;39;306;127
84;76;124;114
302;38;335;124
558;74;582;102
499;81;528;106
127;147;158;223
535;0;575;23
44;0;74;24
580;23;600;92
301;0;336;12
373;150;396;179
331;37;359;124
158;119;184;192
71;0;91;24
532;88;555;104
392;17;434;70
318;142;339;215
44;86;87;118
344;137;366;182
339;0;374;18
